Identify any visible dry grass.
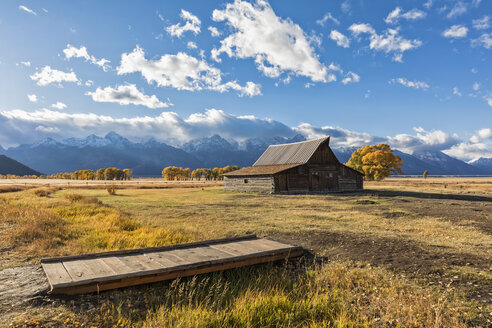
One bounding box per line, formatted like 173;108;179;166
1;178;491;327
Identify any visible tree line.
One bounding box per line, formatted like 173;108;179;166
46;168;133;180
162;165;240;181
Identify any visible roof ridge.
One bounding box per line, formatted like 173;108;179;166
268;136;329;147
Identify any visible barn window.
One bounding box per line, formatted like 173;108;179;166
329;172;333;178
244;179;248;183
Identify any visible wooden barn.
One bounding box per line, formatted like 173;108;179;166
223;136;363;193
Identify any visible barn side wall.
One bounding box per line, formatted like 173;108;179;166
224;176;275;193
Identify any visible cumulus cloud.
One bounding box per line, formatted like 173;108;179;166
316;12;339;26
445;128;492;160
470;128;492;143
86;84;172;109
117;46;261;97
51;102;67;110
19;5;36;15
447;2;467;19
166;9;201;38
30;66;79;86
211;0;328;82
17;61;31;67
208;26;221;37
329;30;350;48
349;24;421;62
390;78;429;90
388;127;460;154
294;123;381;149
385;7;426;24
187;41;198;49
471;33;492;49
473;16;490;30
453;87;462;96
472;82;480;91
0;108;293;147
27;94;38;103
341;72;360;84
445;142;492;161
443;25;468;38
63;44;111;71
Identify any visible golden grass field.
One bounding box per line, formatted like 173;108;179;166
0;177;490;327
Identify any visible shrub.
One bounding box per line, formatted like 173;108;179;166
33;187;61;197
107;185;117;195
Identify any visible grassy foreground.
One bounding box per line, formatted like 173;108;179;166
0;179;491;327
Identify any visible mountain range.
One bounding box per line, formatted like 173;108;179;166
0;132;490;176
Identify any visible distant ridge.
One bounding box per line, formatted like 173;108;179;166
0;155;41;176
1;132;489;177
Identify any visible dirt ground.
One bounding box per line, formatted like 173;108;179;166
0;178;491;326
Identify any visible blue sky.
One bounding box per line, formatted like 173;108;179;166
0;0;491;160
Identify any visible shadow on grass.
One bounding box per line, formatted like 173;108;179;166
359;189;492;202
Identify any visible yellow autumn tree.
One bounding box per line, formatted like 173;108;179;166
346;144;403;181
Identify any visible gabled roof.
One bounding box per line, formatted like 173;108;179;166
222;164;302;177
253;136;330;166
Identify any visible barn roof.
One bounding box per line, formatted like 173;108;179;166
222;163;302;177
253;136;330;166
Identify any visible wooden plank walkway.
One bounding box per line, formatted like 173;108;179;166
41;235;303;295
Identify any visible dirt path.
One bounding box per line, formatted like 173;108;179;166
0;265;49;323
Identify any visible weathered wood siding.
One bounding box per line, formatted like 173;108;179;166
224;176;275;193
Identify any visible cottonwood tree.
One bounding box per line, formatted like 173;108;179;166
346;144;403;181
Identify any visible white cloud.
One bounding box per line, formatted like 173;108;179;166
341;72;360;84
472;16;490;30
471;33;492;49
17;61;31;67
388;127;460;154
51;102;67;110
341;1;351;14
166;9;201;38
208;26;221;37
349;24;422;62
117;46;261;97
63;44;111;71
294;123;380;149
484;97;492;107
442;25;468;38
390;78;429;90
424;0;433;9
316;12;339;26
27;94;38;102
447;2;467;19
470;128;492;143
187;41;198;49
472;82;480;91
211;0;328;82
445;128;492;160
86;84;172;109
19;5;36;15
385;7;426;24
85;80;94;87
364;90;371;98
30;66;79;86
329;30;350;48
0;108;293;147
453;87;462;96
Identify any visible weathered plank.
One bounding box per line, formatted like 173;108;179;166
41;235;303;295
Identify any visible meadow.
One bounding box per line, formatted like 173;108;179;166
0;178;490;327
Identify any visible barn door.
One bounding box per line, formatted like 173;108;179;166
278;174;288;191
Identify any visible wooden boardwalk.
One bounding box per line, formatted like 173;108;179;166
41;235;303;295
